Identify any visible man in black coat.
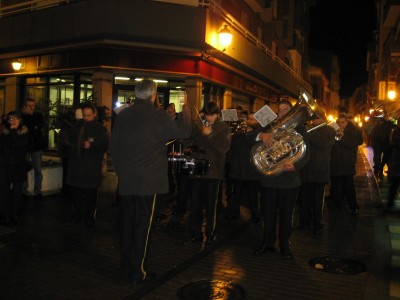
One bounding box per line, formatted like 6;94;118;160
21;98;45;199
110;80;191;284
330;113;363;215
66;103;109;229
298;119;335;234
186;101;231;245
251;100;310;260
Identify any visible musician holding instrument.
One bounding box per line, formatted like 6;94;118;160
186;101;231;245
226;113;262;223
250;100;310;260
297;116;336;234
110;80;192;284
329;113;362;215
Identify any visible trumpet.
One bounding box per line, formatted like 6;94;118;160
335;129;344;141
226;121;250;135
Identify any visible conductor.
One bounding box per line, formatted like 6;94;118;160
110;80;192;284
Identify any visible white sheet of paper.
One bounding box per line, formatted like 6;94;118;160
221;109;238;122
254;104;277;127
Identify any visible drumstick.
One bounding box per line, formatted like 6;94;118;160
194;105;205;127
165;139;176;146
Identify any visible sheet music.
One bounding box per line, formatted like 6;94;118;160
253;104;277;127
221;109;238;122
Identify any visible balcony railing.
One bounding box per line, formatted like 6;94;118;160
0;0;77;18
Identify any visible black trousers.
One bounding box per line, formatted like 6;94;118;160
388;175;400;208
260;186;298;251
176;171;190;214
330;175;359;210
120;194;156;281
0;167;23;222
190;178;220;239
298;182;326;228
70;186;98;224
228;179;260;218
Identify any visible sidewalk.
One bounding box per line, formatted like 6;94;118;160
362;146;400;300
0;146;394;299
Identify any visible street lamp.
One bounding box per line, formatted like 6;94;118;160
218;25;232;51
11;60;22;71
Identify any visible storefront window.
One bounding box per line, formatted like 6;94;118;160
25;73;93;150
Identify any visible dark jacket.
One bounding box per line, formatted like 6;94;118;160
389;126;400;177
66;119;109;188
370;119;393;151
189;119;231;179
0;125;30;182
110;100;192;196
300;125;336;183
229;125;262;181
330;125;362;176
21;112;45;152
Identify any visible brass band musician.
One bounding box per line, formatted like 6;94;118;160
186;101;231;245
249;100;310;260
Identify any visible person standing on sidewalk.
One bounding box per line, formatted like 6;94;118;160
252;100;310;260
66;103;109;230
298;117;335;234
21;98;45;201
110;80;191;284
330;113;362;215
386;117;400;211
0;111;30;226
186;101;231;245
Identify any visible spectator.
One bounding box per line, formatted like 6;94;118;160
370;117;394;178
386;117;400;211
21;98;45;201
66;103;109;230
330;113;362;215
0;111;30;226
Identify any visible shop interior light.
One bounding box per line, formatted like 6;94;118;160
153;79;168;83
115;76;130;80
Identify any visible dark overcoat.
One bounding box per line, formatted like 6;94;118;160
110;100;192;196
66;119;109;188
0;126;30;182
300;125;336;183
330;126;361;176
189;119;231;180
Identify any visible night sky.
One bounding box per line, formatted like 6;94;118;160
308;0;377;97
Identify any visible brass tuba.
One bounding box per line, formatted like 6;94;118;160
251;88;326;177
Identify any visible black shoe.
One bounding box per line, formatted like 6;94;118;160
295;224;310;230
184;236;203;245
313;224;324;235
279;248;293;260
205;234;218;246
224;213;239;221
131;272;157;285
86;221;95;231
254;244;275;255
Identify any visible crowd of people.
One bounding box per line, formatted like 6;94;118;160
9;83;400;287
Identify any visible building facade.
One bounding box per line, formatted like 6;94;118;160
0;0;313;148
